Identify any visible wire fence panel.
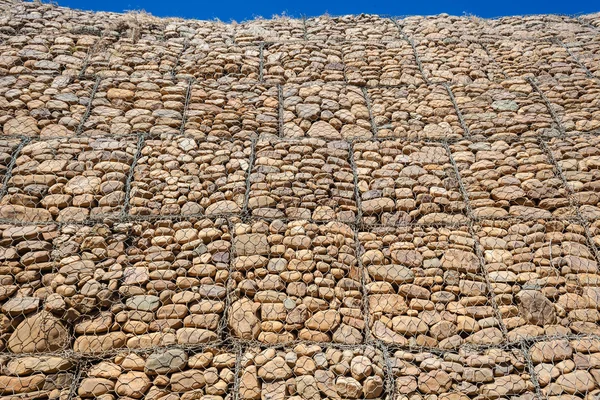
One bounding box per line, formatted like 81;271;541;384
175;44;261;83
360;223;504;348
0;136;138;223
474;218;600;342
449;138;576;220
85;77;188;137
449;79;561;141
398;15;486;43
306;15;402;42
0;75;97;138
183;81;279;140
343;41;426;87
281;83;373;140
414;38;506;84
486;39;590;81
2;3;600;400
239;343;387;399
229;219;365;345
0;354;76;398
262;42;346;85
547;134;600;222
562;37;600;80
248;137;357;222
74;346;236;399
389;346;536;399
367;84;464;140
534;76;600;135
530;337;600;398
353;140;468;226
128;135;251;218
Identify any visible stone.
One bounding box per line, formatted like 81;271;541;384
368;264;414;283
341;124;372;140
78;378;115;397
3;116;40;136
258;357;292;381
205;200;241;215
307;121;341;139
530;339;573;363
73;332;128;354
335;376;362;398
516;290;557;326
305;310;340;332
8;311;69;353
170;370;206;392
555;371;596;394
234;233;270;256
228;298;260;340
145;349;188;374
1;296;40;316
0;375;46;394
115;371;151;398
240;366;261;400
418;370;452;394
6;356;72;375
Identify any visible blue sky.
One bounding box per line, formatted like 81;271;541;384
57;0;598;21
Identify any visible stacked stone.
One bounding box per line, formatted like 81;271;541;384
535;75;600;133
263;42;345;85
177;44;260;82
247;137;356;221
390;347;535;399
282;83;372;140
76;348;235;399
360;224;504;348
0;75;96;137
0;219;230;355
415;39;505;84
0;355;75;398
530;338;600;398
353;140;467;225
0;31;96;76
239;344;386;399
0;4;600;399
399;15;485;42
236;17;305;43
128;135;251;217
487;40;590;79
0;136;137;222
164;20;235;44
305;15;401;42
474;218;600;341
343;41;425;87
564;37;600;79
228;219;365;344
450;78;560;140
547;134;600;221
0;137;21;182
482;15;580;41
82;36;181;80
450;138;574;219
183;81;279;139
367;84;463;140
580;13;600;30
86;77;187;136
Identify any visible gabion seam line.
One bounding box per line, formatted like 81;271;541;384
75;76;102;136
120;132;147;219
527;76;567;137
0;136;30;203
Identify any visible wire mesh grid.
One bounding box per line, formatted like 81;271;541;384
1;2;600;400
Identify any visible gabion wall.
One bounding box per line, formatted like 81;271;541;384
1;1;600;399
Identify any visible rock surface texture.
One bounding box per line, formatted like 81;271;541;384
1;2;600;399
